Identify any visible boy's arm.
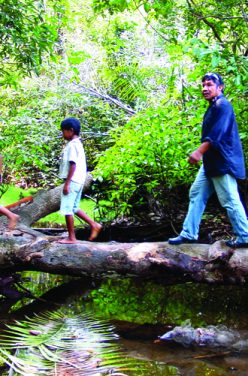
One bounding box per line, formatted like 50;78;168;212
63;161;76;195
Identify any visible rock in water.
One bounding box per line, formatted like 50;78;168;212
159;323;241;349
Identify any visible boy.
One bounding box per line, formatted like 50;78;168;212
0;155;19;230
58;117;102;244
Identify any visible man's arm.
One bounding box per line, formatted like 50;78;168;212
188;141;210;164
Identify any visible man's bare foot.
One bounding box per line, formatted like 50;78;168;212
57;238;79;244
88;223;102;241
8;214;20;230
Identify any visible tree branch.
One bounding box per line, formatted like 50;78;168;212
186;0;225;46
68;79;136;116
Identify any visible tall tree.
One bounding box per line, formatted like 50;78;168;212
0;0;61;85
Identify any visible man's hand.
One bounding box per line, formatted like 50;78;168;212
188;141;210;165
188;150;203;164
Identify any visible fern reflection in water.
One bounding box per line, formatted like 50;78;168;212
0;310;145;375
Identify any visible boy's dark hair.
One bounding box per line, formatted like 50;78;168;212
61;117;81;135
202;72;224;92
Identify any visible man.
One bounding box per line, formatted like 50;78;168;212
168;72;248;248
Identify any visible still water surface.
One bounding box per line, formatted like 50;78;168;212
1;272;248;375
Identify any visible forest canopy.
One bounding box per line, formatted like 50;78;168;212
0;0;60;84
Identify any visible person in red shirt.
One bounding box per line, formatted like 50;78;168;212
0;155;19;230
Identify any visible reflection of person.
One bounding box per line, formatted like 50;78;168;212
0;155;20;230
58;118;102;244
168;73;248;248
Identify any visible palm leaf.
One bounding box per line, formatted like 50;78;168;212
0;348;37;375
111;65;151;104
0;310;146;375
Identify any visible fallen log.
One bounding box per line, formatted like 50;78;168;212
0;175;247;284
0;230;247;284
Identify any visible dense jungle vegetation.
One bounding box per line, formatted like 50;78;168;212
0;3;247;373
0;0;247;228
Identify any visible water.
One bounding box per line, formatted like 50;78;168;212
1;272;248;375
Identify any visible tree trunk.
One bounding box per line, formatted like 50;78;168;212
0;230;247;284
0;176;248;285
12;174;93;227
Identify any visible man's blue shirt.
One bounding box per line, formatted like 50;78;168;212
201;94;246;179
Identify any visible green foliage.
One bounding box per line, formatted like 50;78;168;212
87;0;248;219
0;0;61;84
93;0;248;56
0;0;246;222
93;0;132;14
94;101;201;216
0;71;129;186
92;0;248;99
95;15;161;107
0;86;61;186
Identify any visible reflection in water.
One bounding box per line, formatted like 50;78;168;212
0;272;248;375
87;278;248;329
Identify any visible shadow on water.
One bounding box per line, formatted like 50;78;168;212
1;271;248;375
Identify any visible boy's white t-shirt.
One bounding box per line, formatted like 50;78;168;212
59;137;87;185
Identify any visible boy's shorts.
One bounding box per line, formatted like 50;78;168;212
60;181;84;215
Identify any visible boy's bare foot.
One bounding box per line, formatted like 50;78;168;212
57;238;79;244
88;223;102;241
8;214;20;230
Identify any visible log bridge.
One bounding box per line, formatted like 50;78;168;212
1;176;248;293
